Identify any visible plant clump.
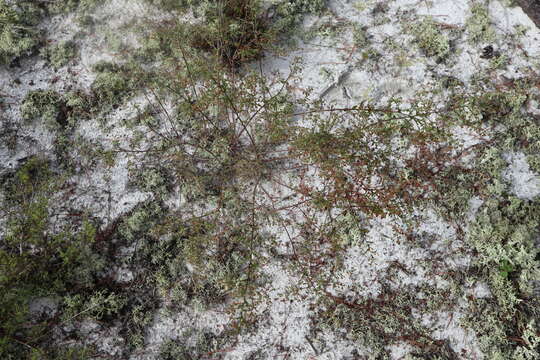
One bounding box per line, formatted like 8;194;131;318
410;17;451;60
158;330;232;360
20;90;70;129
21;62;137;127
271;0;327;32
431;81;540;358
90;61;140;110
144;0;328;68
0;157;108;358
462;194;540;359
353;24;369;48
187;0;275;68
40;40;78;68
466;3;495;44
0;0;42;64
46;0;101;14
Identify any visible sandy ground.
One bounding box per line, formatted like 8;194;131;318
2;0;540;358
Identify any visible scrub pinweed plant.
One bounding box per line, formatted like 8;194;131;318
121;19;482;353
118;44;299;318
